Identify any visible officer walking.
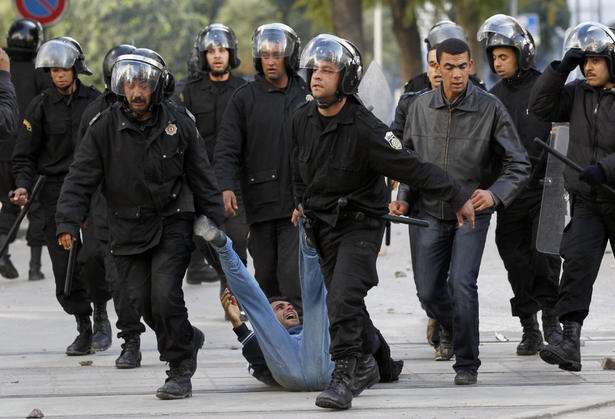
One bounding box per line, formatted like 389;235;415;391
478;14;561;355
180;23;248;290
216;23;306;309
10;37;100;355
0;19;49;281
55;48;224;399
292;34;475;410
529;22;615;372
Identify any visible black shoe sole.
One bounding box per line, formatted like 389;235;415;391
454;378;477;385
516;348;540;356
66;348;94;356
315;396;351;410
155;390;192;400
116;352;142;369
539;348;582;371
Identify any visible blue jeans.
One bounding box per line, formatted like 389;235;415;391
411;211;491;373
215;222;333;390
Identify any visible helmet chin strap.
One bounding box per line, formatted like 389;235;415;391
315;91;343;109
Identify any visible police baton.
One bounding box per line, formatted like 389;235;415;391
337;197;430;228
0;175;46;258
532;138;615;197
63;237;80;298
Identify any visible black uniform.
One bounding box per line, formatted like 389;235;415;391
216;74;307;307
529;63;615;323
0;70;18;149
292;98;468;360
490;69;561;318
12;80;99;314
180;73;249;275
55;101;225;362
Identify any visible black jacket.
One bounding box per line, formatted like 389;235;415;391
490;69;552;191
180;73;245;162
529;63;615;201
215;74;308;225
0;71;18;151
292;98;469;227
56;102;225;255
398;81;530;220
12;80;100;190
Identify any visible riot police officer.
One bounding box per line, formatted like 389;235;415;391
11;37;99;355
478;14;561;355
529;22;615;372
180;24;248;289
0;19;49;281
215;23;306;310
55;48;224;399
292;34;474;410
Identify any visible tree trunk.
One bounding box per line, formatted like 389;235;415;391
389;0;423;84
330;0;366;53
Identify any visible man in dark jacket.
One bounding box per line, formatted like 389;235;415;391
529;22;615;372
215;23;306;310
11;37;100;356
390;39;530;385
181;23;247;288
55;49;223;399
478;14;561;356
0;19;49;281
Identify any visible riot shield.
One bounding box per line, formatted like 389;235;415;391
536;125;570;255
357;61;394;124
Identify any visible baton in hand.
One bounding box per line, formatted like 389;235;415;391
0;175;46;258
532;138;615;197
63;237;80;297
337;197;430;228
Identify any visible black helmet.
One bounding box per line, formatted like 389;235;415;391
102;44;137;88
252;23;300;74
563;22;615;78
425;20;467;50
7;18;44;52
35;37;93;75
478;14;536;73
111;48;173;105
300;34;362;107
196;23;241;71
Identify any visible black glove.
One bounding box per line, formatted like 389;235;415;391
557;48;585;74
579;164;606;186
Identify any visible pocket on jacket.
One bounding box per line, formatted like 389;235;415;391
246;169;279;205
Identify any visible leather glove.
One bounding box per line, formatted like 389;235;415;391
579;164;606;186
557;48;585;74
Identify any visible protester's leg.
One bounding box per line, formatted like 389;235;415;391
276;218;302;314
248;220;280;298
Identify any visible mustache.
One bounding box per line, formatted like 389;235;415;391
131;97;146;104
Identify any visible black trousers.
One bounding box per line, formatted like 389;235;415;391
248;217;301;311
495;190;561;317
77;224;112;305
312;217;384;360
40;181;91;316
556;196;615;322
112;214;195;363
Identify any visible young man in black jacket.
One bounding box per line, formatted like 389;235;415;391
478;14;561;356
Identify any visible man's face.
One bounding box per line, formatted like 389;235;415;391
310;60;341;99
50;67;74;91
584;56;611;87
123;79;152;113
260;43;287;82
492;47;518;79
426;49;442;89
271;300;300;329
206;46;230;75
437;52;472;96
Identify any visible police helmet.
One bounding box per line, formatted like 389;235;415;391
7;19;44;52
102;44;137;88
196;23;241;71
425;20;467;50
478;14;536;73
563;22;615;78
252;23;300;74
35;37;93;75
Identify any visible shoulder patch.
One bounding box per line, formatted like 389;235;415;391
22;119;32;132
88;112;102;126
385;131;402;150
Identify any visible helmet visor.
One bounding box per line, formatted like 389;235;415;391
426;22;466;49
35;39;79;69
564;22;615;55
477;14;526;43
252;24;296;58
197;27;233;51
300;35;354;71
110;59;161;97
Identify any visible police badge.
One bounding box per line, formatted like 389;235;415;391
384;131;402;150
165;123;177;136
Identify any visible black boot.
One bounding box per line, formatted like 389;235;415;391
156;360;192;399
539;321;582;371
542;309;563;345
0;236;18;279
185;250;211;284
350;354;380;396
435;326;453;361
315;357;357;410
517;313;543;356
28;246;45;281
91;302;112;352
115;336;141;369
66;315;93;356
372;330;403;382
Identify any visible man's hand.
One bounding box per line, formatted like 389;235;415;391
0;48;10;72
579;164;606;186
557;48;585;74
291;207;304;225
471;189;495;212
456;199;476;229
10;187;28;206
390;180;399;190
223;190;238;217
57;233;76;251
388;200;409;216
220;288;243;328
